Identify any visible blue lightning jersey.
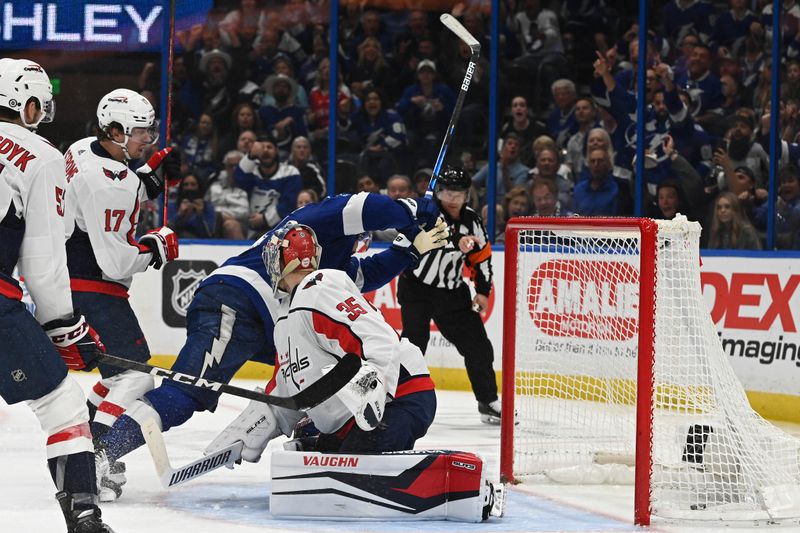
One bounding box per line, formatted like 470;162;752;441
197;192;418;330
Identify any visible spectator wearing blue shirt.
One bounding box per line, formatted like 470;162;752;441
663;0;715;47
352;88;408;185
471;133;530;202
573;148;621;216
259;73;308;155
178;112;219;183
711;0;758;58
235;137;302;237
546;79;577;147
169;173;217;239
675;44;724;125
397;59;455;168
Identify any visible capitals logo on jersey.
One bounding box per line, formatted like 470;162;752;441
102;167;128;181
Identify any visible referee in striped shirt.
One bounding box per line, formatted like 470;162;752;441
397;166;501;424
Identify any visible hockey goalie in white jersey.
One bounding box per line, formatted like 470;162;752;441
206;223;504;522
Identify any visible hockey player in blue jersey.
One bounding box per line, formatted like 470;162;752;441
95;191;447;499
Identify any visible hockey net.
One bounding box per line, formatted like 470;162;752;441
500;216;800;525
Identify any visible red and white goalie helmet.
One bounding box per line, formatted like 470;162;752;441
0;58;55;128
262;222;322;292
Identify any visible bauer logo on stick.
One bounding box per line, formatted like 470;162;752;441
461;61;475;91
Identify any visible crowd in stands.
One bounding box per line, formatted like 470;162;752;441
135;0;800;249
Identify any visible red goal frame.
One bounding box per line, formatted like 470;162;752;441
500;217;659;526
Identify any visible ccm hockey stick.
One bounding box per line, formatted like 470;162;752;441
141;417;243;488
96;352;361;410
426;13;481;198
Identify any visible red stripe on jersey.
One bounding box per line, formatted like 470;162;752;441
70;278;129;298
394;452;482;498
92;381;110;398
98;401;125;418
46;422;92;445
395;376;435;398
0;279;22;300
310;311;363;357
265;352;280;395
334;418;355;439
127;197;149;253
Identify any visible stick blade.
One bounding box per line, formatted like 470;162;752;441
440;13;480;52
141;417;243;488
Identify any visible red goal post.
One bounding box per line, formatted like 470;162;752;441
500;216;800;526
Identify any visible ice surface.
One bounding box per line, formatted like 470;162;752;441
1;374;798;532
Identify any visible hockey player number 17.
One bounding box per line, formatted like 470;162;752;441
104;209;125;232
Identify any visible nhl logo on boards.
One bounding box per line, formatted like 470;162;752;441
162;260;218;328
528;259;639;340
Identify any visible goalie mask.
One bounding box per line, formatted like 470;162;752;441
262;222;322;293
0;58;55;129
97;88;158;158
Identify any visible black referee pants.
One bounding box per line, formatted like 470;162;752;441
397;274;497;404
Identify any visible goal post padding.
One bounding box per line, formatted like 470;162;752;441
501;216;800;525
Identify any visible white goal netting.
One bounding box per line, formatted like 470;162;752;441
506;216;800;522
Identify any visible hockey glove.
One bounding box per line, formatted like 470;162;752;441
396;197;441;233
332;360;387;432
136;147;182;200
44;313;106;371
205;389;283;463
391;217;449;262
139;226;179;269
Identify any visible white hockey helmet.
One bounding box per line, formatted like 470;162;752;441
96;88;158;142
0;58;55;128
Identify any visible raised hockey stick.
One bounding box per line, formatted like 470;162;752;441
425;13;481;198
141;417;243;488
162;0;177;223
96;352;361;410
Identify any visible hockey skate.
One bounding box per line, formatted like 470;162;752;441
95;448;126;502
56;491;115;532
478;400;502;425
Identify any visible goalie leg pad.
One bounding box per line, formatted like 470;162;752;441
270;449;496;522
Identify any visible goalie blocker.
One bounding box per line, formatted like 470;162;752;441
270;449;505;522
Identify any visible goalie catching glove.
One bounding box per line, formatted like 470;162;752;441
44;313;106;371
330;360;387;432
139;226;179;269
392;217;450;262
137;146;181;200
205;388;283;463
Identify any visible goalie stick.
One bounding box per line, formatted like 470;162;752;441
96;352;361;410
141;417;243;488
426;13;481;198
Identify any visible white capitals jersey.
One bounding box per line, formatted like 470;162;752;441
267;269;431;435
0;121;74;324
64;137;152;289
